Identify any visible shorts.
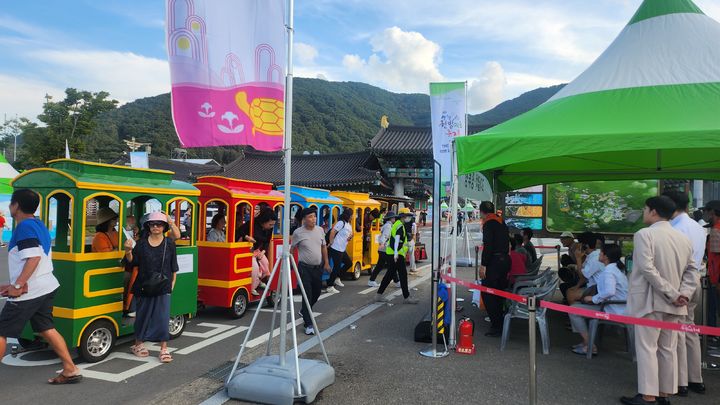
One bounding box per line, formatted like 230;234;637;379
0;289;57;338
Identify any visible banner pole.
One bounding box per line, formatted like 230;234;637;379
421;160;449;358
278;0;295;369
449;140;459;348
528;295;538;405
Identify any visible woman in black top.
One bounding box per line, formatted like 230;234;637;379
124;212;178;363
236;208;277;295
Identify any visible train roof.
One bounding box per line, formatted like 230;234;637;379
12;159;199;195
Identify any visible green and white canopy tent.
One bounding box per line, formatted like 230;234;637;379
0;154;19;241
456;0;720;192
0;154;19;194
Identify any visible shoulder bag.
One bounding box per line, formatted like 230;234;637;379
140;239;170;297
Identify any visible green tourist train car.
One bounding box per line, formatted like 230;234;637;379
11;159;200;362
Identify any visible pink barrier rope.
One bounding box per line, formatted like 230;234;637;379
440;274;720;337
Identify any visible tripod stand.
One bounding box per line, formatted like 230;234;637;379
225;251;334;404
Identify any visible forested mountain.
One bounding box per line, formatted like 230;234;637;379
52;79;565;165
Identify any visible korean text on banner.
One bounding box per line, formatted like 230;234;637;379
167;0;286;150
429;82;466;194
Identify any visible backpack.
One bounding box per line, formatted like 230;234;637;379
325;221;345;244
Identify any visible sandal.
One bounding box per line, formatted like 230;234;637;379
48;373;83;384
159;350;173;363
130;344;149;357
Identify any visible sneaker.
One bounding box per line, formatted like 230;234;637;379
304;326;315;335
367;280;379;287
325;286;339;294
403;297;419;304
334;279;345;287
708;348;720;358
258;282;267;289
251;289;260;295
394;282;401;288
484;316;490;322
375;294;390;303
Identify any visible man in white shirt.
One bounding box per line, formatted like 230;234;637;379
0;189;82;384
327;208;354;292
664;192;706;396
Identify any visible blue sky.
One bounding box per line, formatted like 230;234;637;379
2;0;719;121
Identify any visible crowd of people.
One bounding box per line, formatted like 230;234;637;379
476;191;719;404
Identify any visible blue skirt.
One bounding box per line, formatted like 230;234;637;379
134;294;171;342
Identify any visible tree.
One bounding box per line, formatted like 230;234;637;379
16;88;118;168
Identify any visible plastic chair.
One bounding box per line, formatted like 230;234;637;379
500;276;560;355
586;300;635;361
518;254;544;279
512;267;553;294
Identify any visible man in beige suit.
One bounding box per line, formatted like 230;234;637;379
620;196;699;405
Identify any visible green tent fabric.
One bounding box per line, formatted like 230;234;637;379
456;0;720;192
0;153;18;194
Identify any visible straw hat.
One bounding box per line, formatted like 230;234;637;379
96;207;118;225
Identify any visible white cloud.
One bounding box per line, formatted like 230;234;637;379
295;42;319;65
25;49;170;105
342;26;443;93
468;62;507;113
0;74;64;121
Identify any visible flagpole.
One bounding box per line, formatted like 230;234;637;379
279;0;295;368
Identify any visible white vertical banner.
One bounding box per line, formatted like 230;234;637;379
167;0;286;151
129;152;149;169
429;82;467;196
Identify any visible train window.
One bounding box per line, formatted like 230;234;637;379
234;202;251;242
274;204;283;235
47;193;72;253
168;199;193;245
85;195;121;253
319;205;330;230
331;206;340;226
355;208;362;232
255;202;270;217
289;203;301;232
205;200;228;242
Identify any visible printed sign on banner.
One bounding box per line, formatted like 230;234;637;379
459;172;493;202
167;0;286;150
429;82;466;195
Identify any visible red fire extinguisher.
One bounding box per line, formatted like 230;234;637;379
457;317;476;355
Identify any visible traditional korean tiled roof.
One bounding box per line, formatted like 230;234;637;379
111;155;222;182
221;149;388;189
369;124;495;156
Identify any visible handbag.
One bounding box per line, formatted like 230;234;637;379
140;239;169;297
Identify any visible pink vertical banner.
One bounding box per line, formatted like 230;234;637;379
167;0;286;150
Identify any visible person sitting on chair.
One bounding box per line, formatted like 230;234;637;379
568;243;628;356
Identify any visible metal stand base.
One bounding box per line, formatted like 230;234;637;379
420;347;450;358
227;354;335;404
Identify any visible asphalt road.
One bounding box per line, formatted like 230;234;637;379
3;225;718;405
0;230;437;404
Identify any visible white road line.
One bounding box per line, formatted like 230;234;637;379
175;326;249;355
200;271;433;405
358;263;431;295
245;312;321;349
183;323;236;339
77;352;164;383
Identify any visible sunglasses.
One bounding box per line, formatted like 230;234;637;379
147;221;165;228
